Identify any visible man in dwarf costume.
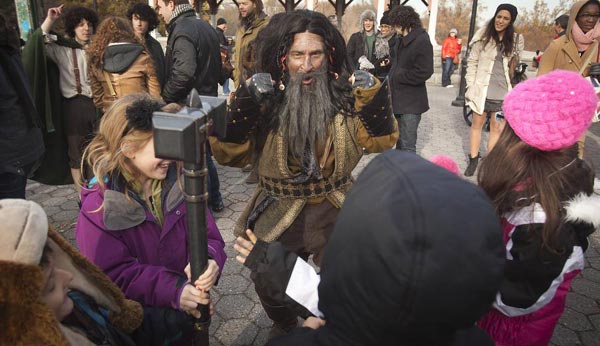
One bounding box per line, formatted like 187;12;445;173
209;10;398;337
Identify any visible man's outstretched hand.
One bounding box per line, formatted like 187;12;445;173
233;229;258;264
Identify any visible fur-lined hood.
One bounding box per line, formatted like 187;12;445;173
0;229;143;345
359;10;377;32
564;178;600;231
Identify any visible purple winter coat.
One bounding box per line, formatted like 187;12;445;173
75;171;226;310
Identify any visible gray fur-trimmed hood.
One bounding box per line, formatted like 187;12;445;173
359;10;377;32
564;178;600;231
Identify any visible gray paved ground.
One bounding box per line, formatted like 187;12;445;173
25;86;600;345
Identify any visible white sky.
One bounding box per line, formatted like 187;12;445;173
479;0;565;20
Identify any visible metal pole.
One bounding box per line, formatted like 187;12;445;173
451;0;477;107
183;154;210;345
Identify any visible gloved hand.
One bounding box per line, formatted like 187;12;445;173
590;62;600;77
350;70;376;89
358;55;375;70
245;73;275;103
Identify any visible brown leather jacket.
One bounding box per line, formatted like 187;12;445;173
90;45;161;112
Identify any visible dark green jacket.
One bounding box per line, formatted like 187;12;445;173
21;28;73;185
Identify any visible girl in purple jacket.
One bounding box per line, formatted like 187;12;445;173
75;94;226;321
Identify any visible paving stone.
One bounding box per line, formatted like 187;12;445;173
216;218;236;232
229;198;250;210
52;210;80;222
572;279;600;301
559;308;594;331
590;314;600;330
43;206;61;217
208;336;224;346
580;331;600;346
217;274;250;295
41;196;69;207
253;328;269;346
50;188;77;198
249;303;272;329
216;294;254;320
214;318;258;346
582;268;600;284
551;325;582;346
213;207;234;218
227;184;248;194
566;292;600;315
221;258;244;276
589;257;600;271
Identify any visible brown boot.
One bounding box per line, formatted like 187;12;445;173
241;163;253;172
245;168;259;184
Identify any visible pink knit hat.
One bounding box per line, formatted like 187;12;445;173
503;70;596;151
429;155;460;175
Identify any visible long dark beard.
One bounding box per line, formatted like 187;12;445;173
278;70;335;159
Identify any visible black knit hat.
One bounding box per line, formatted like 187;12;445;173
380;14;391;26
495;3;518;23
217;17;227;26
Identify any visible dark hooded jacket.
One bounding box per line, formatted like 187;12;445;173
163;9;222;101
264;151;505;346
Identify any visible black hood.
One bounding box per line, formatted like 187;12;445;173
315;151;505;345
103;43;144;74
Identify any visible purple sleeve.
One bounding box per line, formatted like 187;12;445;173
206;210;227;277
76;211;186;310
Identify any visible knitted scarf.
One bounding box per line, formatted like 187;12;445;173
572;21;600;53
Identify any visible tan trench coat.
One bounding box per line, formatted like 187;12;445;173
465;28;524;115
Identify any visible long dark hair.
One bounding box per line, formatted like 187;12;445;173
482;14;515;57
478;125;595;253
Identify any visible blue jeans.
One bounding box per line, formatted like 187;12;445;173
206;145;222;204
442;57;454;87
222;79;230;94
395;113;422;153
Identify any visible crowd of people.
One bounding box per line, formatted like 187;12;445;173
1;1;599;345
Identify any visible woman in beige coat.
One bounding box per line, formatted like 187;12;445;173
538;0;600;158
87;17;161;112
464;4;524;176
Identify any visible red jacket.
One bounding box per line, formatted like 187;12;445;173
442;36;462;59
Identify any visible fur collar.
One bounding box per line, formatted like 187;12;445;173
564;178;600;231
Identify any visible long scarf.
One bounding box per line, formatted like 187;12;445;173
572;21;600;52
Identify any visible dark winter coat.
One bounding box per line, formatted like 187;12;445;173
145;35;166;89
163;10;222;101
0;45;44;176
389;27;434;115
261;151;505;346
347;31;377;70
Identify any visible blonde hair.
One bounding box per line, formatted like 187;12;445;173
82;94;156;198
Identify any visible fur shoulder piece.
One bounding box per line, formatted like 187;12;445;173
563;178;600;231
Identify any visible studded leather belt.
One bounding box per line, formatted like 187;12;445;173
259;175;352;199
